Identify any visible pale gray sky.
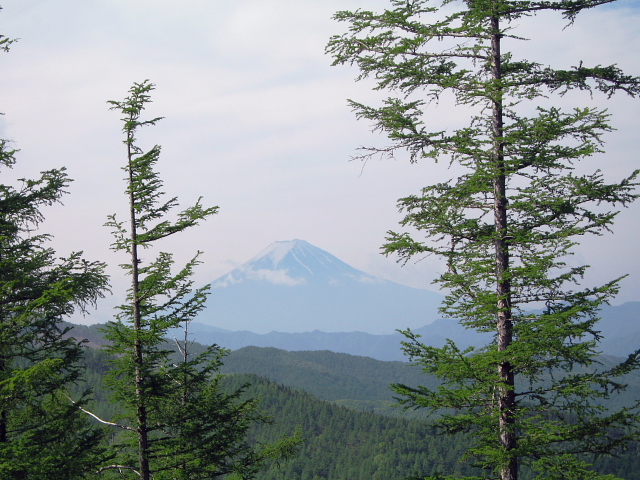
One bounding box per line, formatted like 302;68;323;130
1;0;639;326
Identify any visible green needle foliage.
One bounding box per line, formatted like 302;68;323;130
0;22;109;479
0;159;110;480
328;1;640;479
101;80;299;480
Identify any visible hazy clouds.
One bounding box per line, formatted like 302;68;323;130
1;0;639;325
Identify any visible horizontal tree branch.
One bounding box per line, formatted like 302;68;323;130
64;394;135;431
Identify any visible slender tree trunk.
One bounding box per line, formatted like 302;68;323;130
0;410;6;444
181;323;189;406
0;356;6;444
490;13;517;480
180;323;189;477
128;136;150;480
0;309;6;444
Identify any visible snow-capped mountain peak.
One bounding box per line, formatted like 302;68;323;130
202;240;444;334
216;240;382;287
249;240;305;267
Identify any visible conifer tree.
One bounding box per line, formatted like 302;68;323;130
328;1;640;479
101;80;299;480
0;154;110;480
0;20;109;479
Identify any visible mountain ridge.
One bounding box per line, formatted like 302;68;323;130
188;301;640;360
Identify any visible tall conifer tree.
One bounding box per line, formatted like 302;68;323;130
102;81;299;480
0;16;109;478
328;1;640;479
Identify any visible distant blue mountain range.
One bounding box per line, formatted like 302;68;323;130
181;301;640;362
198;240;444;334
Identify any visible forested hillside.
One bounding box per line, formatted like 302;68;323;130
221;347;434;418
66;322;640;416
226;373;477;480
75;346;640;480
74;346;477;479
235;374;640;480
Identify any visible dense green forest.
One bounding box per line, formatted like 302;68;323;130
72;342;640;480
73;345;476;479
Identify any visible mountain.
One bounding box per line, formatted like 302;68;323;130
197;240;444;334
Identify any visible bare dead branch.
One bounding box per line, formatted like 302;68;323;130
96;464;142;476
64;394;135;431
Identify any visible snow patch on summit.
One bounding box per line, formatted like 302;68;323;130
249;240;300;267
